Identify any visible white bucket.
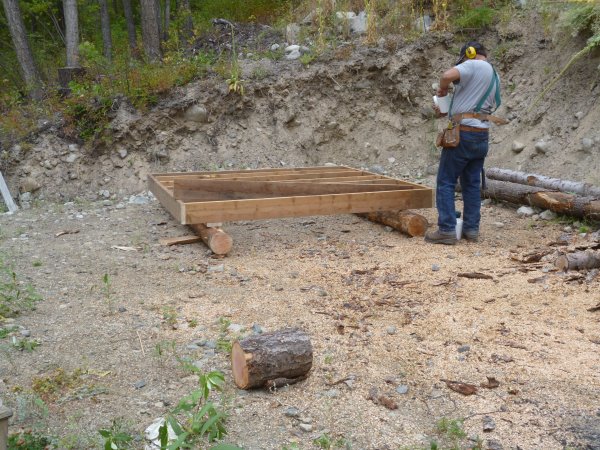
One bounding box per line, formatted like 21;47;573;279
455;218;463;240
433;95;452;114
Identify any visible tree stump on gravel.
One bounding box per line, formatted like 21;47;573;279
231;328;313;389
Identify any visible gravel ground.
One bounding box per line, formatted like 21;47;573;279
0;196;599;450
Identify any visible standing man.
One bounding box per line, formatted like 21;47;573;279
425;41;505;245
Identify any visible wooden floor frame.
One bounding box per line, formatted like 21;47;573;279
148;166;434;224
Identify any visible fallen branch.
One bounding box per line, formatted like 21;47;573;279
555;250;600;272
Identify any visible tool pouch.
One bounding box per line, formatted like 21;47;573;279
436;122;460;148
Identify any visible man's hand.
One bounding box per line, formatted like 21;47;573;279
437;87;449;97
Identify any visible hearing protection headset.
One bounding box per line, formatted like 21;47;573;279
456;41;487;65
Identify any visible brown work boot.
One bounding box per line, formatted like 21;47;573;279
462;230;479;242
424;229;457;245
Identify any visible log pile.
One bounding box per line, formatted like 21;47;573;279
482;169;600;220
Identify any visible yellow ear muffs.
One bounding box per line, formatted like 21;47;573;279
465;46;477;59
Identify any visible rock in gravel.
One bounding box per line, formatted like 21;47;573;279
284;407;300;417
517;206;535;217
534;140;550;154
431;264;440;272
486;439;503;450
457;345;470;353
574;111;585;120
299;416;312;424
369;165;385;175
581;137;594;152
20;329;31;337
511;141;526;153
483;416;496;432
386;326;397;335
539;210;557;220
133;380;147;389
298;423;313;432
252;324;263;334
396;385;409;394
227;323;243;333
323;389;340;398
494;222;505;228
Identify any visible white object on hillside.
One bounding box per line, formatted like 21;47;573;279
0;171;18;213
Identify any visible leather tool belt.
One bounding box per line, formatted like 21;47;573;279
436;112;508;148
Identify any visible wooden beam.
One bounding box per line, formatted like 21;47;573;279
0;406;12;450
159;235;202;246
148;174;184;222
172;179;413;202
184;189;433;223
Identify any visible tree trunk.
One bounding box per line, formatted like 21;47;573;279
140;0;161;61
357;210;429;237
188;223;233;255
122;0;138;55
482;180;600;220
555;250;600;272
486;168;600;198
232;328;313;390
2;0;43;99
155;0;162;42
63;0;80;67
179;0;193;49
163;0;170;41
99;0;112;62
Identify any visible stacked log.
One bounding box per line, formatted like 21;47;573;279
482;169;600;220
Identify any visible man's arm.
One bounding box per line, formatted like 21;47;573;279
437;67;460;97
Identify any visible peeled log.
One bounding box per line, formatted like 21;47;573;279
482;180;600;220
555;250;600;272
357;210;429;237
231;328;313;390
188;223;233;255
487;168;600;198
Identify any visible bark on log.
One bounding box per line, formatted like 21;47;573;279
555;250;600;272
482;180;600;220
487;168;600;198
188;223;233;255
231;328;313;390
357;210;429;237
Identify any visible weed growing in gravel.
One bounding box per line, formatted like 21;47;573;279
313;432;352;449
31;367;85;402
11;337;40;352
102;273;115;314
0;256;42;318
157;370;242;449
0;324;17;338
7;430;53;449
99;418;136;450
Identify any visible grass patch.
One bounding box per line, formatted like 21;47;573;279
0;256;42;318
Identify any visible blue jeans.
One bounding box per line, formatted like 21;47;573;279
436;130;489;233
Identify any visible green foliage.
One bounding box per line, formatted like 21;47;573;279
99;418;135;450
12;337;40;352
0;325;17;338
313;433;352;449
157;371;241;449
454;6;495;30
8;430;52;450
0;256;42;318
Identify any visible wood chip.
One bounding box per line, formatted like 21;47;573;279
159;235;202;246
441;379;478;396
55;230;80;237
457;272;494;280
480;376;500;389
587;302;600;313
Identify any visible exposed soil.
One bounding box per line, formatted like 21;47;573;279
1;8;600;450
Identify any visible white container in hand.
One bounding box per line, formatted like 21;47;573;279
433;95;452;114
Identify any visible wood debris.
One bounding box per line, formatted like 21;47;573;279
55;229;80;237
480;377;500;389
441;379;478;396
457;272;494;280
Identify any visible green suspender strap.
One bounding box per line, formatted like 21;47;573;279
475;68;501;112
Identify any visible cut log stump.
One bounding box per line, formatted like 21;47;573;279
555;250;600;272
357;210;429;237
231;328;313;389
189;223;233;255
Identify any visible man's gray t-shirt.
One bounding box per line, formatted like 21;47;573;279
450;59;498;129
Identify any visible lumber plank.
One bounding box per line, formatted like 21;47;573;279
147;174;184;222
159;235;202;246
184;189;433;223
172;179;413;202
0;171;18;213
